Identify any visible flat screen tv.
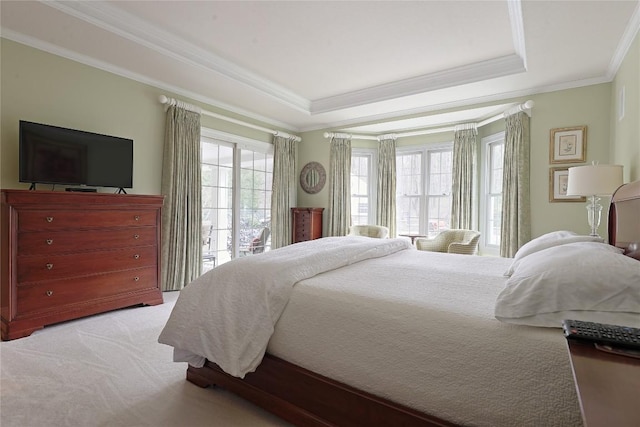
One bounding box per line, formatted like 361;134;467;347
19;120;133;192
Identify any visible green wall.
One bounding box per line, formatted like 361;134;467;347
0;38;278;194
2;33;638;242
611;31;640;182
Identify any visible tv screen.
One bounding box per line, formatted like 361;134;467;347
19;121;133;190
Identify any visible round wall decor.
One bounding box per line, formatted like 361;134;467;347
300;161;326;194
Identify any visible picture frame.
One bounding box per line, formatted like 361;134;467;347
549;167;586;202
549;126;586;164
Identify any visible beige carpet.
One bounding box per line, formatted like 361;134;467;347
0;292;290;427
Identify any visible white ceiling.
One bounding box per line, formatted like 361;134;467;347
2;1;639;134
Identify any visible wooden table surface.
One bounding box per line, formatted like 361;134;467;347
566;340;640;427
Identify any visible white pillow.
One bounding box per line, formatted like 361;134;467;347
504;231;603;276
495;242;640;328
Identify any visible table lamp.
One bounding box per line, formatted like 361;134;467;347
566;163;623;237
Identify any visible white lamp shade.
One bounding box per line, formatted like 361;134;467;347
566;164;623;196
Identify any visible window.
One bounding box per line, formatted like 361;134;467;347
396;144;453;237
350;149;376;226
481;132;505;253
201;130;273;272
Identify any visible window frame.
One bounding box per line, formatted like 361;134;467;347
479;131;505;255
201;128;273;269
350;148;377;226
396;142;453;237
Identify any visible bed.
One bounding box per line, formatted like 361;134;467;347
159;179;640;427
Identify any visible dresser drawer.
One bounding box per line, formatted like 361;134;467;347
15;267;158;317
18;227;157;255
295;229;310;241
18;209;158;231
17;246;158;283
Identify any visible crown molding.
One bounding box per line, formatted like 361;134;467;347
508;0;528;69
301;75;612;133
41;0;311;113
309;54;526;115
607;0;640;79
1;29;301;133
39;0;529;117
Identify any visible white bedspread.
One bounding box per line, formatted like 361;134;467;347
158;236;411;377
267;249;582;427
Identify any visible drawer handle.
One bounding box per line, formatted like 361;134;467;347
133;254;140;260
46;216;54;223
46;290;53;297
46;239;53;245
134;215;140;221
134;276;140;282
134;234;140;239
46;263;53;270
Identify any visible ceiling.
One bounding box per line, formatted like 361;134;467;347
2;1;639;135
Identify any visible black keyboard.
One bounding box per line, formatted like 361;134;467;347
562;319;640;350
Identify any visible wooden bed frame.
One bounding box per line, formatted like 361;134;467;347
186;179;640;427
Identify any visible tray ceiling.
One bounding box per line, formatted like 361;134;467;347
1;1;638;133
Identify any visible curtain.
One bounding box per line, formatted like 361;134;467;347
451;124;477;230
327;136;352;236
377;137;397;237
270;135;297;249
500;111;531;257
161;104;202;291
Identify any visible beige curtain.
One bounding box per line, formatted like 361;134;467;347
161;105;202;291
500;111;531;257
377;137;397;237
451;124;477;230
327;136;351;236
270;135;297;249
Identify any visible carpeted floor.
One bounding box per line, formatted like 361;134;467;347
0;292;289;427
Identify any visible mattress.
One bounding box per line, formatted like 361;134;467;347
267;249;582;427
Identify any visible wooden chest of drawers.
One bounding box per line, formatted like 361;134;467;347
1;190;164;340
291;207;324;243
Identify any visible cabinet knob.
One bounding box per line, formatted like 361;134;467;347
134;234;140;239
134;215;140;221
46;216;54;223
46;263;53;270
134;276;140;282
46;290;53;297
133;254;140;260
46;239;53;245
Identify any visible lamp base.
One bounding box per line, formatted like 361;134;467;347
586;195;602;238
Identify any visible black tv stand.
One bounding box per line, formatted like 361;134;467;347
116;188;127;194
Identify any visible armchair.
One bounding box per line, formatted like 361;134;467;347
415;229;481;255
347;225;389;239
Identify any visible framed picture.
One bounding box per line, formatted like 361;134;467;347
549;126;586;164
549;167;585;202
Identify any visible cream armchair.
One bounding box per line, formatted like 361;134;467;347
415;229;481;255
347;224;389;239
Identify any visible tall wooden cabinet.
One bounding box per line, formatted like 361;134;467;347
1;190;164;340
291;207;324;243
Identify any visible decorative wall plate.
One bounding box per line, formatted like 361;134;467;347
300;161;326;194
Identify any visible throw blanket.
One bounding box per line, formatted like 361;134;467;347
158;236;412;377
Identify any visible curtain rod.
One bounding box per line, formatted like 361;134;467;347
324;100;534;141
158;95;301;142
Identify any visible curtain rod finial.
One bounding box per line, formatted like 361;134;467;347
523;100;534;109
159;95;168;104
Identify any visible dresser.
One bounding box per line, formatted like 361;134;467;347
1;190;164;340
291;207;324;243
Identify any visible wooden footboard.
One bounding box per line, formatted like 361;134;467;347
187;353;456;427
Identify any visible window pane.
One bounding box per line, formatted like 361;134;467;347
202;141;272;273
350;153;371;226
485;139;504;247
